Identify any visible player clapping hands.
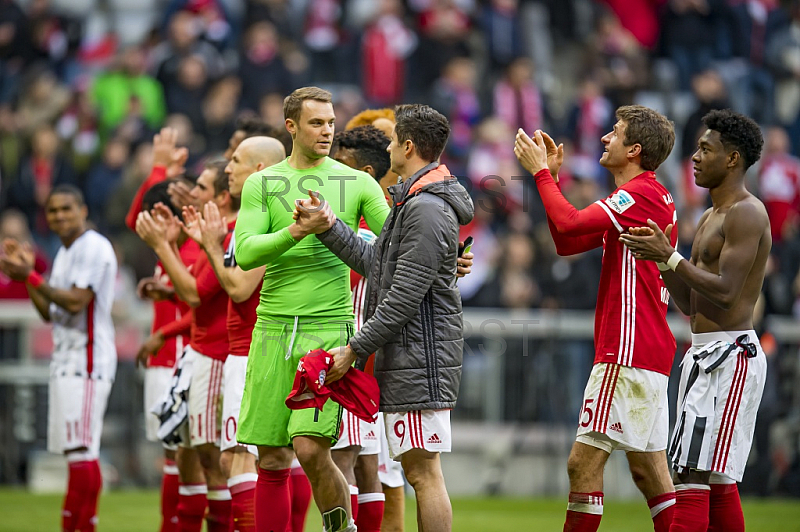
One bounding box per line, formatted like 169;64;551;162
134;204;185;368
0;238;35;281
514;128;564;182
136;276;174;302
179;203;230;252
135;203;182;249
620;221;676;262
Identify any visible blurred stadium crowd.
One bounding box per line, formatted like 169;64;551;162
2;0;800;495
3;0;800;316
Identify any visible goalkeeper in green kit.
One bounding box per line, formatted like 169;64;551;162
233;87;389;532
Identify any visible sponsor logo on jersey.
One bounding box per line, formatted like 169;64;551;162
427;433;442;444
609;422;624;434
317;369;326;388
605;190;636;214
364;431;377;440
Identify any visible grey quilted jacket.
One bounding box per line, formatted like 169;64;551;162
318;162;474;412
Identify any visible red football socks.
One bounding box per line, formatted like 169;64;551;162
648;492;676;532
669;486;710;532
290;467;312;532
708;482;744;532
160;460;180;532
356;492;385;532
81;460;102;532
256;468;291;532
563;491;603;532
349;485;359;521
63;457;102;532
177;483;207;532
206;485;232;532
229;473;257;532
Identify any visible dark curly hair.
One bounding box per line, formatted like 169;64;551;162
332;125;391;180
702;109;764;170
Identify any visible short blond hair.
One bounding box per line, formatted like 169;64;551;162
283;87;333;123
345;108;396;130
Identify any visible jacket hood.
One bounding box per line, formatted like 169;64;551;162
418;178;474;225
391;163;474;225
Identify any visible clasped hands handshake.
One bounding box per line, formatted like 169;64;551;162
292;190;337;238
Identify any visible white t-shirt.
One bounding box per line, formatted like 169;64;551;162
48;230;118;380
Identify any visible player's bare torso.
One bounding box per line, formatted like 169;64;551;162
689;195;771;333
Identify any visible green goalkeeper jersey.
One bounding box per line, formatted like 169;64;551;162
234;156;390;321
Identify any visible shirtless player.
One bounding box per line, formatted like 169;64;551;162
621;109;770;532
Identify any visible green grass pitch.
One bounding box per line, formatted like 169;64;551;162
1;489;799;531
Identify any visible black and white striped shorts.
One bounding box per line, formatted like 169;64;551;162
668;330;766;481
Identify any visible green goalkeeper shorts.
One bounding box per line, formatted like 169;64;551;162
237;317;353;448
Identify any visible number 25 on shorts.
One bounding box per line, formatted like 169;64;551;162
580;399;594;428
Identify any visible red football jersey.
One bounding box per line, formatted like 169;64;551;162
149;238;201;367
189;221;235;361
536;169;678;375
224;230;261;357
350;217;376;374
125;165;167;232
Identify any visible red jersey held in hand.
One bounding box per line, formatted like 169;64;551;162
286;349;380;422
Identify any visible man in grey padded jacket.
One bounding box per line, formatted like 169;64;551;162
295;103;473;532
